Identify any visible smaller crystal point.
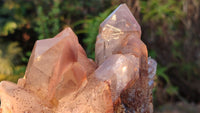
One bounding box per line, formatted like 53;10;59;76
147;57;157;113
120;35;148;75
95;54;139;102
148;57;157;86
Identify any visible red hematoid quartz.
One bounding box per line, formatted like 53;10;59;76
0;4;157;113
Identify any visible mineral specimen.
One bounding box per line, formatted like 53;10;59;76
95;4;154;113
0;3;157;113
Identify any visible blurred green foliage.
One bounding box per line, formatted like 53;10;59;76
0;40;25;82
0;0;27;36
0;0;199;109
140;0;200;105
141;0;184;23
73;6;117;59
35;0;61;39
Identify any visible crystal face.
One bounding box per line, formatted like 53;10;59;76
24;28;94;102
95;54;139;102
100;4;141;39
0;4;157;113
95;4;142;66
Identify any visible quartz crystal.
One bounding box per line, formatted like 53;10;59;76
95;3;154;113
0;3;157;113
95;4;142;66
120;57;157;113
24;27;96;103
95;54;139;102
0;28;98;113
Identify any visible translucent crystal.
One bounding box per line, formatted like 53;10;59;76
95;54;139;102
24;28;96;103
120;58;157;113
148;57;157;87
95;3;154;113
0;4;157;113
147;57;157;113
95;4;142;65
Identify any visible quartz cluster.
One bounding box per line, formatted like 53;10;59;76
0;4;157;113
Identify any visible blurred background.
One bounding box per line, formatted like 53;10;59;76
0;0;199;112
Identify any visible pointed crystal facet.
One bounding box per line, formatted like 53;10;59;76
100;4;141;38
23;27;96;103
95;4;143;66
95;54;139;102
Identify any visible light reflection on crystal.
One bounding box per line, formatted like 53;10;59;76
0;4;157;113
122;66;127;72
95;54;139;102
102;24;124;41
111;14;117;21
36;56;41;61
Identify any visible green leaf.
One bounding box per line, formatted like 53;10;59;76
1;21;17;36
